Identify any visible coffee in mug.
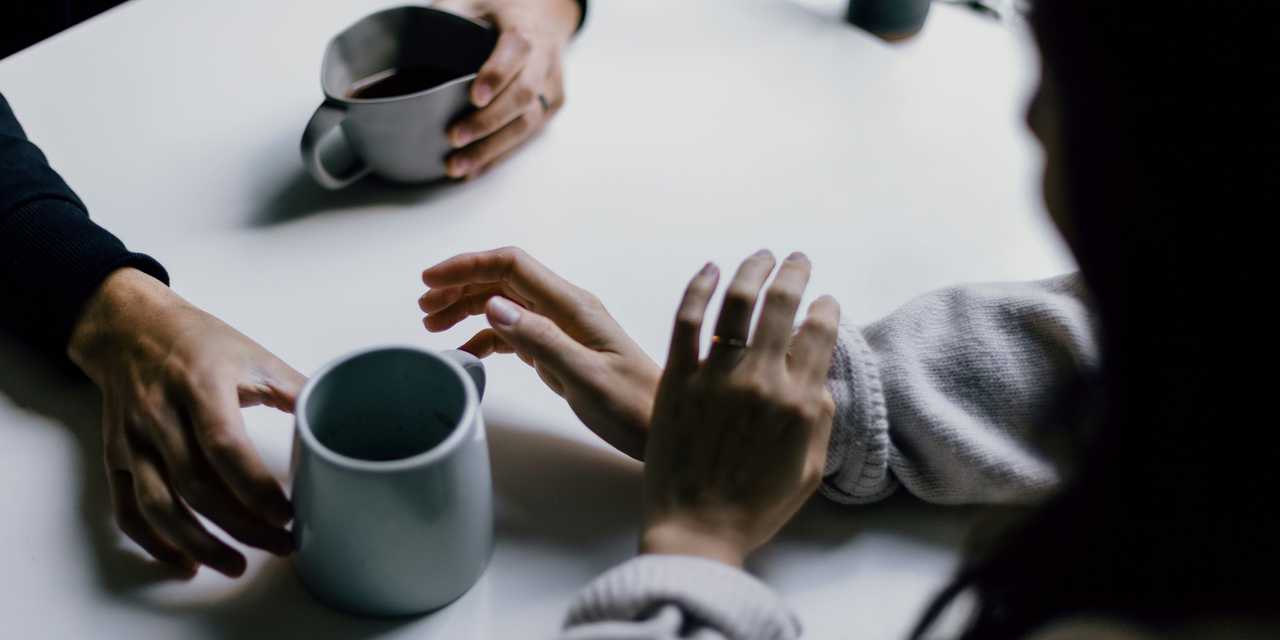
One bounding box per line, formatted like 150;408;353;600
300;6;498;189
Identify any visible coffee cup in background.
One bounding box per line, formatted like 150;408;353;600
301;6;498;189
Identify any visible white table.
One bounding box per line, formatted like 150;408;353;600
0;0;1070;637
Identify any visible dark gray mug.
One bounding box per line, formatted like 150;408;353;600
847;0;932;38
301;6;497;189
290;346;492;616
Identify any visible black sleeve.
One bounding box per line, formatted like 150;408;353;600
0;92;169;354
574;0;588;32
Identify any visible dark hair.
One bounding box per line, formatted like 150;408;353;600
914;2;1280;637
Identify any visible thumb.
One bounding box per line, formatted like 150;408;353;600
485;296;592;386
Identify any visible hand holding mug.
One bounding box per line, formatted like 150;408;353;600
420;247;658;460
68;268;304;577
640;251;840;567
434;0;583;178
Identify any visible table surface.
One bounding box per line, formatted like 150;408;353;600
0;0;1070;637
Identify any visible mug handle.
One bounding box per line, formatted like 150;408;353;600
300;101;371;190
443;350;487;400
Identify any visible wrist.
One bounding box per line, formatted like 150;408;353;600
67;268;177;378
640;521;748;568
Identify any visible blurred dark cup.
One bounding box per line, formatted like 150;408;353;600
846;0;932;39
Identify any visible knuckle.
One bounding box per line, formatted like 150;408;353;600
202;431;241;463
731;378;771;404
496;245;526;265
510;115;531;136
135;487;171;518
808;316;839;339
509;29;532;52
575;288;603;310
513;83;536;108
674;311;703;332
819;394;837;417
767;288;801;310
724;284;757;307
174;474;213;509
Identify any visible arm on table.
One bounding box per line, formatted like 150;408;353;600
822;273;1099;506
1;91;302;577
0;92;168;352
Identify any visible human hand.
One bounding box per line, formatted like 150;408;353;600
420;247;658;459
639;251;840;567
68;268;305;577
433;0;582;178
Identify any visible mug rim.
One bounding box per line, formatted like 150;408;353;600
320;5;493;105
294;344;481;472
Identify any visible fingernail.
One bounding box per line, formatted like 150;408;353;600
700;262;718;276
753;248;772;258
473;84;492;107
451;126;472;148
786;251;809;263
447;157;470;178
487;297;521;327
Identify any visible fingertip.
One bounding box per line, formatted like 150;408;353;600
486;296;522;328
174;558;199;579
447;155;470;178
473;82;493;107
220;552;248;578
450;124;473;148
814;294;841;314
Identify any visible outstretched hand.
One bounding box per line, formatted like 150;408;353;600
420;247;659;459
69;268;304;577
641;251;840;567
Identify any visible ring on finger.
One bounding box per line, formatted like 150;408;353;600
711;335;749;350
537;93;551;114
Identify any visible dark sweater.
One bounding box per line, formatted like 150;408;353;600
0;93;169;353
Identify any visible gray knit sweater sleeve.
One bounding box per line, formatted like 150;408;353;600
556;276;1097;639
822;273;1098;505
560;555;801;640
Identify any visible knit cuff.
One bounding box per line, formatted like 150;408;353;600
0;197;169;352
820;323;896;505
564;555;801;640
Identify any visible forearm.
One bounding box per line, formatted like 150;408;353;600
0;93;168;353
822;273;1099;505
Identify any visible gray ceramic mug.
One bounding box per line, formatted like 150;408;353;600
300;6;497;189
291;346;492;616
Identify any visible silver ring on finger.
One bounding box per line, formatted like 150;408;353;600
537;93;551;114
